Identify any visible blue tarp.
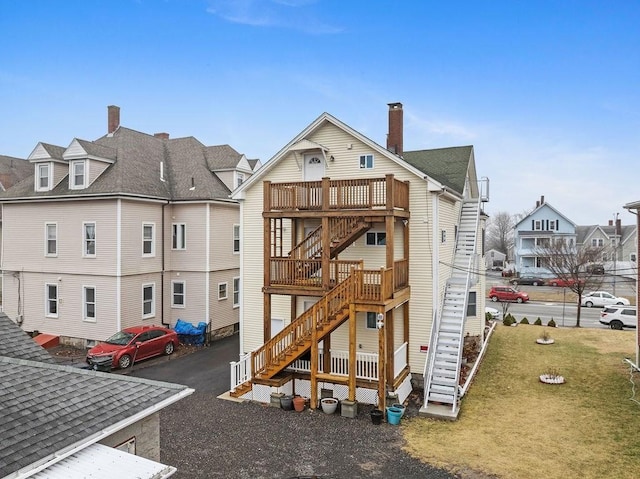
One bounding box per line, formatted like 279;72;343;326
174;319;207;345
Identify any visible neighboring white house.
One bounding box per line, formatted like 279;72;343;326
0;106;259;347
230;103;489;419
485;248;506;270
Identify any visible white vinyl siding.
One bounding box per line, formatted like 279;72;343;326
172;281;185;308
45;283;58;318
172;223;186;250
142;223;155;257
83;222;96;257
83;286;96;322
142;283;155;318
45;223;57;256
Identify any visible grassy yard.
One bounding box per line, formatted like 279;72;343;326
403;324;640;479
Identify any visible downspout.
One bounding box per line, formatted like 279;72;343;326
625;206;639;368
160;201;170;327
116;199;122;332
238;200;244;355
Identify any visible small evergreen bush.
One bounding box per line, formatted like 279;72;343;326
503;316;514;326
548;318;556;327
534;318;543;326
520;317;530;325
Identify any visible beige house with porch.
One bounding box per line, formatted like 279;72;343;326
230;103;489;419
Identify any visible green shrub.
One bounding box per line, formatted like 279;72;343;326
520;317;530;325
534;318;543;326
503;316;514;326
548;318;557;328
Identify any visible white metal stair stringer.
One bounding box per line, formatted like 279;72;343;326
422;198;481;418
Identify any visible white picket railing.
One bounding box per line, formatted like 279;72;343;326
230;352;252;392
393;342;408;378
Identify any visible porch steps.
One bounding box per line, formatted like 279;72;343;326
421;199;481;419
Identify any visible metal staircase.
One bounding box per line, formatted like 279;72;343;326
422;198;481;418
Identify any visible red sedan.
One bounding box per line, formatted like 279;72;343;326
86;325;177;370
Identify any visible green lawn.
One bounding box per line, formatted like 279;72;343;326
403;324;640;479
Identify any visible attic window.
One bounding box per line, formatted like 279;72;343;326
70;160;86;189
36;163;51;192
359;154;374;169
236;172;245;188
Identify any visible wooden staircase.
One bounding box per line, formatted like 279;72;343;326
422;199;480;418
289;217;371;261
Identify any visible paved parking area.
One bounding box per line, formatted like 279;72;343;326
129;334;459;479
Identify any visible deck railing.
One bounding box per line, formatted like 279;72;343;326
230;352;252;393
394;259;409;290
264;175;409;211
270;259;362;287
289;349;379;381
393;342;408;378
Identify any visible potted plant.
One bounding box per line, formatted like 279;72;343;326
320;397;339;414
292;396;306;412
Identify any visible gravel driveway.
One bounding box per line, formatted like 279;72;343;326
130;334;459;479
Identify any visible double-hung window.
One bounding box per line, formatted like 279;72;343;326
142;283;155;318
233;225;240;253
83;222;96;257
359;154;374;169
172;281;185;308
365;232;386;246
37;163;51;191
45;223;57;256
143;223;155;256
70;160;86;189
83;286;96;322
218;282;228;300
236;172;245;188
45;283;58;317
172;223;186;250
233;277;240;307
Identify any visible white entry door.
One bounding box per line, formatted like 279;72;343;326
304;153;325;181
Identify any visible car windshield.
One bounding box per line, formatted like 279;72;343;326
105;331;136;345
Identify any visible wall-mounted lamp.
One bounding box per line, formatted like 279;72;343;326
402;219;409;227
329;155;335;162
376;313;384;329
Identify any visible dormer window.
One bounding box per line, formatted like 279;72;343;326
70;160;86;189
236;172;245;188
36;163;51;191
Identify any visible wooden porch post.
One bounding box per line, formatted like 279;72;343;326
310;312;318;409
263;215;271;341
386;309;394;387
378;315;387;412
348;303;357;401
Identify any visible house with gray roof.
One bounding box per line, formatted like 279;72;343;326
0;106;260;348
229;102;489;419
0;312;194;479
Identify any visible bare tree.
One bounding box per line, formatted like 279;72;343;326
534;240;608;327
486;211;515;256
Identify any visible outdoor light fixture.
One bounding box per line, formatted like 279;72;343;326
376;313;384;329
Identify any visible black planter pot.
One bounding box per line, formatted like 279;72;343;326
370;409;383;425
280;395;294;411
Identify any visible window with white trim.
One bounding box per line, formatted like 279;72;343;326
45;283;58;317
365;232;386;246
37;163;51;191
592;238;604;247
534;220;541;230
83;286;96;322
236;172;245;188
466;291;477;316
172;281;185;308
172;223;186;250
142;283;155;318
70;160;86;189
233;225;240;253
359;154;374;169
218;282;228;300
83;222;96;257
45;223;57;256
142;223;155;256
233;277;240;307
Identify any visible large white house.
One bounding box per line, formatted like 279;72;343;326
230;103;489;419
0;106;259;347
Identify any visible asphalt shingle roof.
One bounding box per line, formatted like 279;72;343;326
402;146;473;195
0;313;55;364
0;357;191;478
0;127;242;202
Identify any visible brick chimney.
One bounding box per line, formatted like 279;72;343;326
154;132;170;140
108;105;120;134
386;102;403;156
616;218;622;235
609;220;614;226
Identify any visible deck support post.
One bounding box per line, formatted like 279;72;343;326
348;302;357;401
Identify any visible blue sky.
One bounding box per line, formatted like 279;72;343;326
1;0;638;225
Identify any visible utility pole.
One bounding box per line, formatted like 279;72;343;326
613;212;619;296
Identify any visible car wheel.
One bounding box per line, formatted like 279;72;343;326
610;320;623;330
585;301;594;308
490;296;498;302
551;282;558;287
164;341;175;355
118;354;132;369
533;281;539;286
516;297;524;303
616;301;625;305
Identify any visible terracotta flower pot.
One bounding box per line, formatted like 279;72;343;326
292;396;306;412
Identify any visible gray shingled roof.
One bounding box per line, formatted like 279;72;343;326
0;357;191;478
40;143;65;160
402;146;473;195
0;127;241;202
0;313;55;364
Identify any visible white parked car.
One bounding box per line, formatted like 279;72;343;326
485;306;500;319
581;291;630;308
599;306;637;330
